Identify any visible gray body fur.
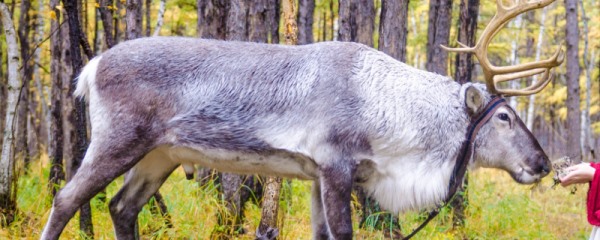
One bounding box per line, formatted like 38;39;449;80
42;37;550;240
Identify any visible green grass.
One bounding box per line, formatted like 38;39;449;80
0;157;591;239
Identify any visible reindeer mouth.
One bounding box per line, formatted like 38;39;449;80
510;165;541;184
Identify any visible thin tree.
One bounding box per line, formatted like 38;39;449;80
426;0;452;75
16;0;31;168
99;0;115;48
0;1;20;225
565;0;581;163
257;1;297;239
61;0;93;236
579;0;596;161
450;0;479;228
297;0;314;45
525;7;548;131
48;0;65;198
152;0;167;36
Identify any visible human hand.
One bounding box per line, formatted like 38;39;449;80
560;163;596;187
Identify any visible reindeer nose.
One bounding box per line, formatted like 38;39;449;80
534;154;551;176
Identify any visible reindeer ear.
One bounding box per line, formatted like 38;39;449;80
465;86;484;116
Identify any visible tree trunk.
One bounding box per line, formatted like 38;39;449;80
99;0;115;48
579;0;595;161
248;0;268;43
197;0;228;39
266;0;280;44
565;0;581;163
16;0;32;168
297;0;314;45
152;0;167;36
115;0;122;43
526;7;548;131
145;0;151;36
338;0;353;42
34;0;49;150
450;0;479;228
0;2;20;225
378;0;409;62
48;0;65;197
425;0;452;75
61;0;94;237
257;2;296;239
355;0;374;46
338;0;374;46
126;0;143;40
508;15;524;109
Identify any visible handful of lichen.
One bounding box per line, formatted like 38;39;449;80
551;156;577;194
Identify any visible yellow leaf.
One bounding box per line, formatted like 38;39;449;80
55;5;63;11
95;3;100;8
49;11;56;20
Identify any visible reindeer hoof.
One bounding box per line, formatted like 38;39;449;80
185;173;193;180
255;227;279;240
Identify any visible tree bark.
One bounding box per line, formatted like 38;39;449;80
197;0;228;39
61;0;94;237
565;0;581;163
126;0;143;40
379;0;409;62
266;0;280;44
0;1;20;225
248;0;268;43
338;0;374;46
48;0;64;197
145;0;151;36
99;0;115;48
115;0;122;43
16;0;32;168
297;0;314;45
426;0;452;75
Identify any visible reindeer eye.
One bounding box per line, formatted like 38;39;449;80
498;113;509;121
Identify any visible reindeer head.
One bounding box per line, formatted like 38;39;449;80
445;0;564;183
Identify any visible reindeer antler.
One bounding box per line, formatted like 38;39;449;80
442;0;564;97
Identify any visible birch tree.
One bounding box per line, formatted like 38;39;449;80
579;0;596;161
0;1;21;225
526;7;548;131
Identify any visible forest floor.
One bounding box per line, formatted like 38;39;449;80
0;154;591;239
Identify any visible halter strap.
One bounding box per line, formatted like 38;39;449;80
403;97;507;240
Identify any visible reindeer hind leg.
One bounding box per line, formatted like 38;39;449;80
109;148;178;240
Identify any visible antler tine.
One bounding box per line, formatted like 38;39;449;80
490;45;564;74
497;70;553;97
493;68;546;83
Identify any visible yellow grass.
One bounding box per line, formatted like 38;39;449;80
0;156;591;239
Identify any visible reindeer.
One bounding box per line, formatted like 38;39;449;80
41;0;562;239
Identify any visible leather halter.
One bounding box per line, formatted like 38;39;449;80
403;97;507;240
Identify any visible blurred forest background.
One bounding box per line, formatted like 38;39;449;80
0;0;598;239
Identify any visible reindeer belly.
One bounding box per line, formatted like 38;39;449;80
154;145;319;180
